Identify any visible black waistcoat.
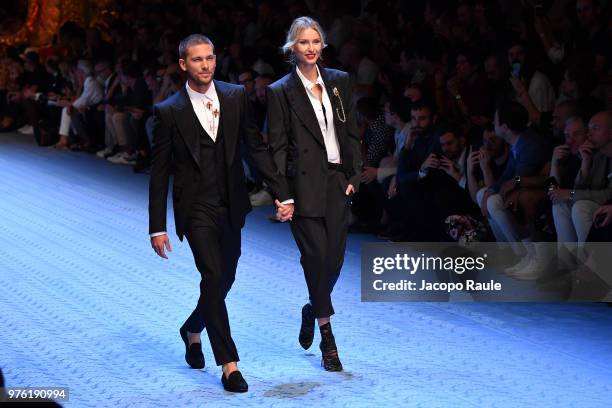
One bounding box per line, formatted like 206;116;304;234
191;112;229;211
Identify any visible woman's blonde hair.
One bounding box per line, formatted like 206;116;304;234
282;16;327;61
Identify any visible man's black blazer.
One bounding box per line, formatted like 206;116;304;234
148;80;287;240
265;65;362;217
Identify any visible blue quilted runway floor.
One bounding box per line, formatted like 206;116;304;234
1;132;612;407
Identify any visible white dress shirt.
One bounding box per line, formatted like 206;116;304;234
72;76;103;110
295;65;341;164
186;81;220;141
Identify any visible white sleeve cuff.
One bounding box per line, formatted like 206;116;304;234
280;199;294;205
150;232;167;238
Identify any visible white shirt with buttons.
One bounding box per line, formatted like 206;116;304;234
186;81;220;141
295;65;341;164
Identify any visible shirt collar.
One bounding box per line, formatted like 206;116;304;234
296;64;324;91
186;80;217;102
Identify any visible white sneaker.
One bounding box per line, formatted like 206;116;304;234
107;151;137;165
504;254;531;276
249;189;273;206
513;260;548;281
96;146;114;159
17;125;34;135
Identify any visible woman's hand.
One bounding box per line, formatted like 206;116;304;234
274;200;294;222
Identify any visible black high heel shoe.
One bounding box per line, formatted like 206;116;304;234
319;322;343;372
299;303;315;350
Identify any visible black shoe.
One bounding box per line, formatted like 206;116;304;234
221;371;248;393
299;303;315;350
319;322;343;372
179;324;205;369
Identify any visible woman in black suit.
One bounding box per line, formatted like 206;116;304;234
265;16;361;371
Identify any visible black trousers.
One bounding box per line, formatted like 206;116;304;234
290;167;350;318
183;205;241;366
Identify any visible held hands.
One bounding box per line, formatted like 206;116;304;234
275;199;294;222
273;184;354;223
151;234;172;259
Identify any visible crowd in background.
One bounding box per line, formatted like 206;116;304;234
1;0;612;275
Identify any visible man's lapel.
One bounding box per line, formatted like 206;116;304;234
171;87;200;167
215;80;238;166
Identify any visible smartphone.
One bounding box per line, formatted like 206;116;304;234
511;62;521;79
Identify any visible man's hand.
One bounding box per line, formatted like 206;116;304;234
420;153;440;172
548;188;571;203
467;151;479;174
578;141;595;163
552;144;570;162
151;234;172;259
500;179;518;200
345;184;355;196
274;199;294;222
360;167;378;184
439;156;461;181
129;107;145;120
593;205;612;228
23;88;36;99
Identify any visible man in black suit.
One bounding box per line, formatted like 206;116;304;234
417;123;480;240
148;34;286;393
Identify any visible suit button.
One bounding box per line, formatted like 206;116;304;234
301;171;306;175
303;149;308;153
